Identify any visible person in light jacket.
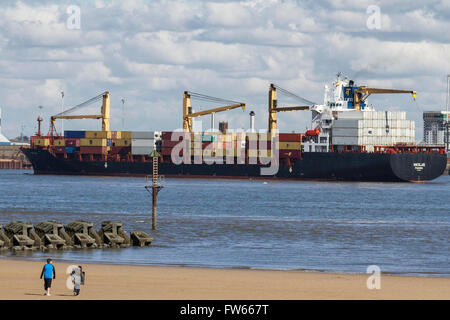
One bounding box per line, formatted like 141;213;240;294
71;266;83;296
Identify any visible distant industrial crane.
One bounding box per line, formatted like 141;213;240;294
268;84;315;133
183;91;245;132
48;91;111;136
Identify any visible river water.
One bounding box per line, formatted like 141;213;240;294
0;170;449;277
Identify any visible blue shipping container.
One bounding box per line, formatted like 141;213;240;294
65;146;77;153
64;130;86;138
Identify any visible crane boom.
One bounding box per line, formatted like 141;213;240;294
268;84;313;133
353;86;417;110
183;91;245;132
50;91;111;134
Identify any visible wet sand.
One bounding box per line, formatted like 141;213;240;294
0;259;448;300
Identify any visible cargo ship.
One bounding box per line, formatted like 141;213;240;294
23;75;447;182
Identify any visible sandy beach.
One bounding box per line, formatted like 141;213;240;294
0;259;448;300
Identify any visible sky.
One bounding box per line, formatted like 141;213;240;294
0;0;449;140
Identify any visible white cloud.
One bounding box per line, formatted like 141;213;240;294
0;0;448;140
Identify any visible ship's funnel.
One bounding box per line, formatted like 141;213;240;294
249;111;255;132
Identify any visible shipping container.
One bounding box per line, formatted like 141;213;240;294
131;146;155;155
119;131;132;139
65;139;80;147
279;133;302;142
85;131;111;139
65;146;77;154
337;111;363;120
53;139;65;146
34;138;50;146
131;139;156;147
333;119;361;128
112;139;131;147
332;136;361;145
248;150;272;157
80;138;107;147
80;146;108;154
162;131;174;140
64;130;85;139
132;131;161;139
279;142;301;150
202;134;218;142
53;146;66;154
110;146;131;155
162;140;185;148
332;128;360;137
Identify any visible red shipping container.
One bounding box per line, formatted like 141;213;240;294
162;140;185;148
110;146;131;155
279;133;302;142
162;131;176;140
162;147;184;157
80;146;107;154
65;139;80;147
53;146;66;154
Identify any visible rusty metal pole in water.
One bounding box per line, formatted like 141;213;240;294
145;151;163;231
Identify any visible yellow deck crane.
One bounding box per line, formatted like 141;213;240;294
268;84;315;133
183;91;245;132
353;86;417;110
49;91;110;136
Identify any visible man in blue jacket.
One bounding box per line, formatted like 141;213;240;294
40;258;56;296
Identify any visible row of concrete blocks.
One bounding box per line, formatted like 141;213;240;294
0;220;153;251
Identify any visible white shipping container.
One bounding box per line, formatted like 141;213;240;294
132;138;156;147
333;119;361;128
131;146;155;155
337;111;364;120
132;131;162;139
332;136;361;145
332;128;360;136
376;111;385;120
363;111;374;120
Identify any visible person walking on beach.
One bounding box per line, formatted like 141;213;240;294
40;258;56;296
71;266;83;296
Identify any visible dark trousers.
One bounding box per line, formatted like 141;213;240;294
44;278;52;290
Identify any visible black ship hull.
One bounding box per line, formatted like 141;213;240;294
22;149;447;182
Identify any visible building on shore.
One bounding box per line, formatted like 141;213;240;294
0;108;11;146
423;111;450;152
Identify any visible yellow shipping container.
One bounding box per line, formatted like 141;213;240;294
53;139;65;146
247;133;273;141
80;138;107;147
85;131;111;139
34;138;50;146
279;142;301;150
113;139;131;147
118;131;132;139
248;150;272;157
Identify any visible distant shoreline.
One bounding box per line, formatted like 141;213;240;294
1;252;449;279
2;255;449;278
